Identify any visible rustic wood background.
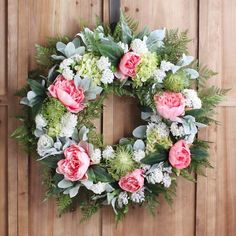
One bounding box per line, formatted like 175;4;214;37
0;0;235;235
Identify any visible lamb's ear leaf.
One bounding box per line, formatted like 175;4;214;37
132;125;147;139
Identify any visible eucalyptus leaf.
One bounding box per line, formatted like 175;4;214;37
132;125;147;139
133;139;145;151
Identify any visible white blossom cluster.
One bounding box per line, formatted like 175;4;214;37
97;56;114;84
130;188;145;203
147;122;170;138
130;39;148;55
90;148;102;164
153;60;174;83
133;149;145;163
37;134;54;157
89;182;107;194
183;89;202;109
145;162;172;188
59;112;77;138
59;58;75;80
102;146;114;160
35;114;47;130
117;41;129;53
170;122;185;137
117;191;129;208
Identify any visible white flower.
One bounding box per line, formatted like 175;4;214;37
62;67;74;81
153;69;166;83
118;42;129;53
170;122;185;137
183;89;202;109
131;39;148;55
160;60;174;71
35;114;47;130
60;112;77;138
146;168;163;184
96;56;111;71
60;58;74;69
141;164;151;172
101;69;114;84
89;182;107;194
90;148;102;164
102;146;114;160
117;191;129;208
133;150;145;163
162;173;171;188
147;122;169;138
130;188;145;203
37;134;54;157
150;114;162;123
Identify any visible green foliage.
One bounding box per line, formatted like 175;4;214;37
141;144;168;165
88;165;114;182
158;29;190;63
36;36;70;68
57;194;73;216
80;200;101;223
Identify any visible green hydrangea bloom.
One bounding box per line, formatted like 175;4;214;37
146;128;172;153
163;70;189;92
108;146;137;180
75;53;102;85
41;98;66;137
133;52;159;87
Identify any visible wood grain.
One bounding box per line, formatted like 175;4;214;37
1;0;235;235
102;1;198;235
196;0;236;235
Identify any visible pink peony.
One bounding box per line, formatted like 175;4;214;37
118;52;141;78
57;143;90;181
118;169;144;193
48;75;85;113
154;92;185;121
169;140;191;169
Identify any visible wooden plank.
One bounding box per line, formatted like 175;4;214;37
102;1;198;235
19;1;103;236
196;0;236;235
0;0;6;95
0;107;7;236
7;0;19;235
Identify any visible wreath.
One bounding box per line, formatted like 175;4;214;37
12;12;226;222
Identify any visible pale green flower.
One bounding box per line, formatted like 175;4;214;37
133;52;159;87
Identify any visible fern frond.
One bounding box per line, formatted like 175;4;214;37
57;194;73;216
124;13;138;32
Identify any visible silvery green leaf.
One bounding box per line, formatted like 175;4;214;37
146;29;165;51
141;112;152;120
74;75;81;88
64;42;75;58
81;180;93;189
80;77;91;91
69;184;81;198
71;128;79;142
51;54;65;60
79;126;89;141
178;54;194;67
119;138;129;145
54;140;62;150
58;179;73;189
20;97;29;106
92;193;107;200
56;42;66;54
195;122;207;128
85;86;103;100
72;38;81;48
185;68;199;79
171;65;181;73
105;184;115;193
27;91;37;101
111;197;118;215
74;46;85;55
133;139;145;151
132;125;147;138
34;129;44;137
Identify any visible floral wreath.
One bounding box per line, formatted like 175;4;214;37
13;12;226;222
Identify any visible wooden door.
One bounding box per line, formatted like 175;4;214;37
0;0;235;235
